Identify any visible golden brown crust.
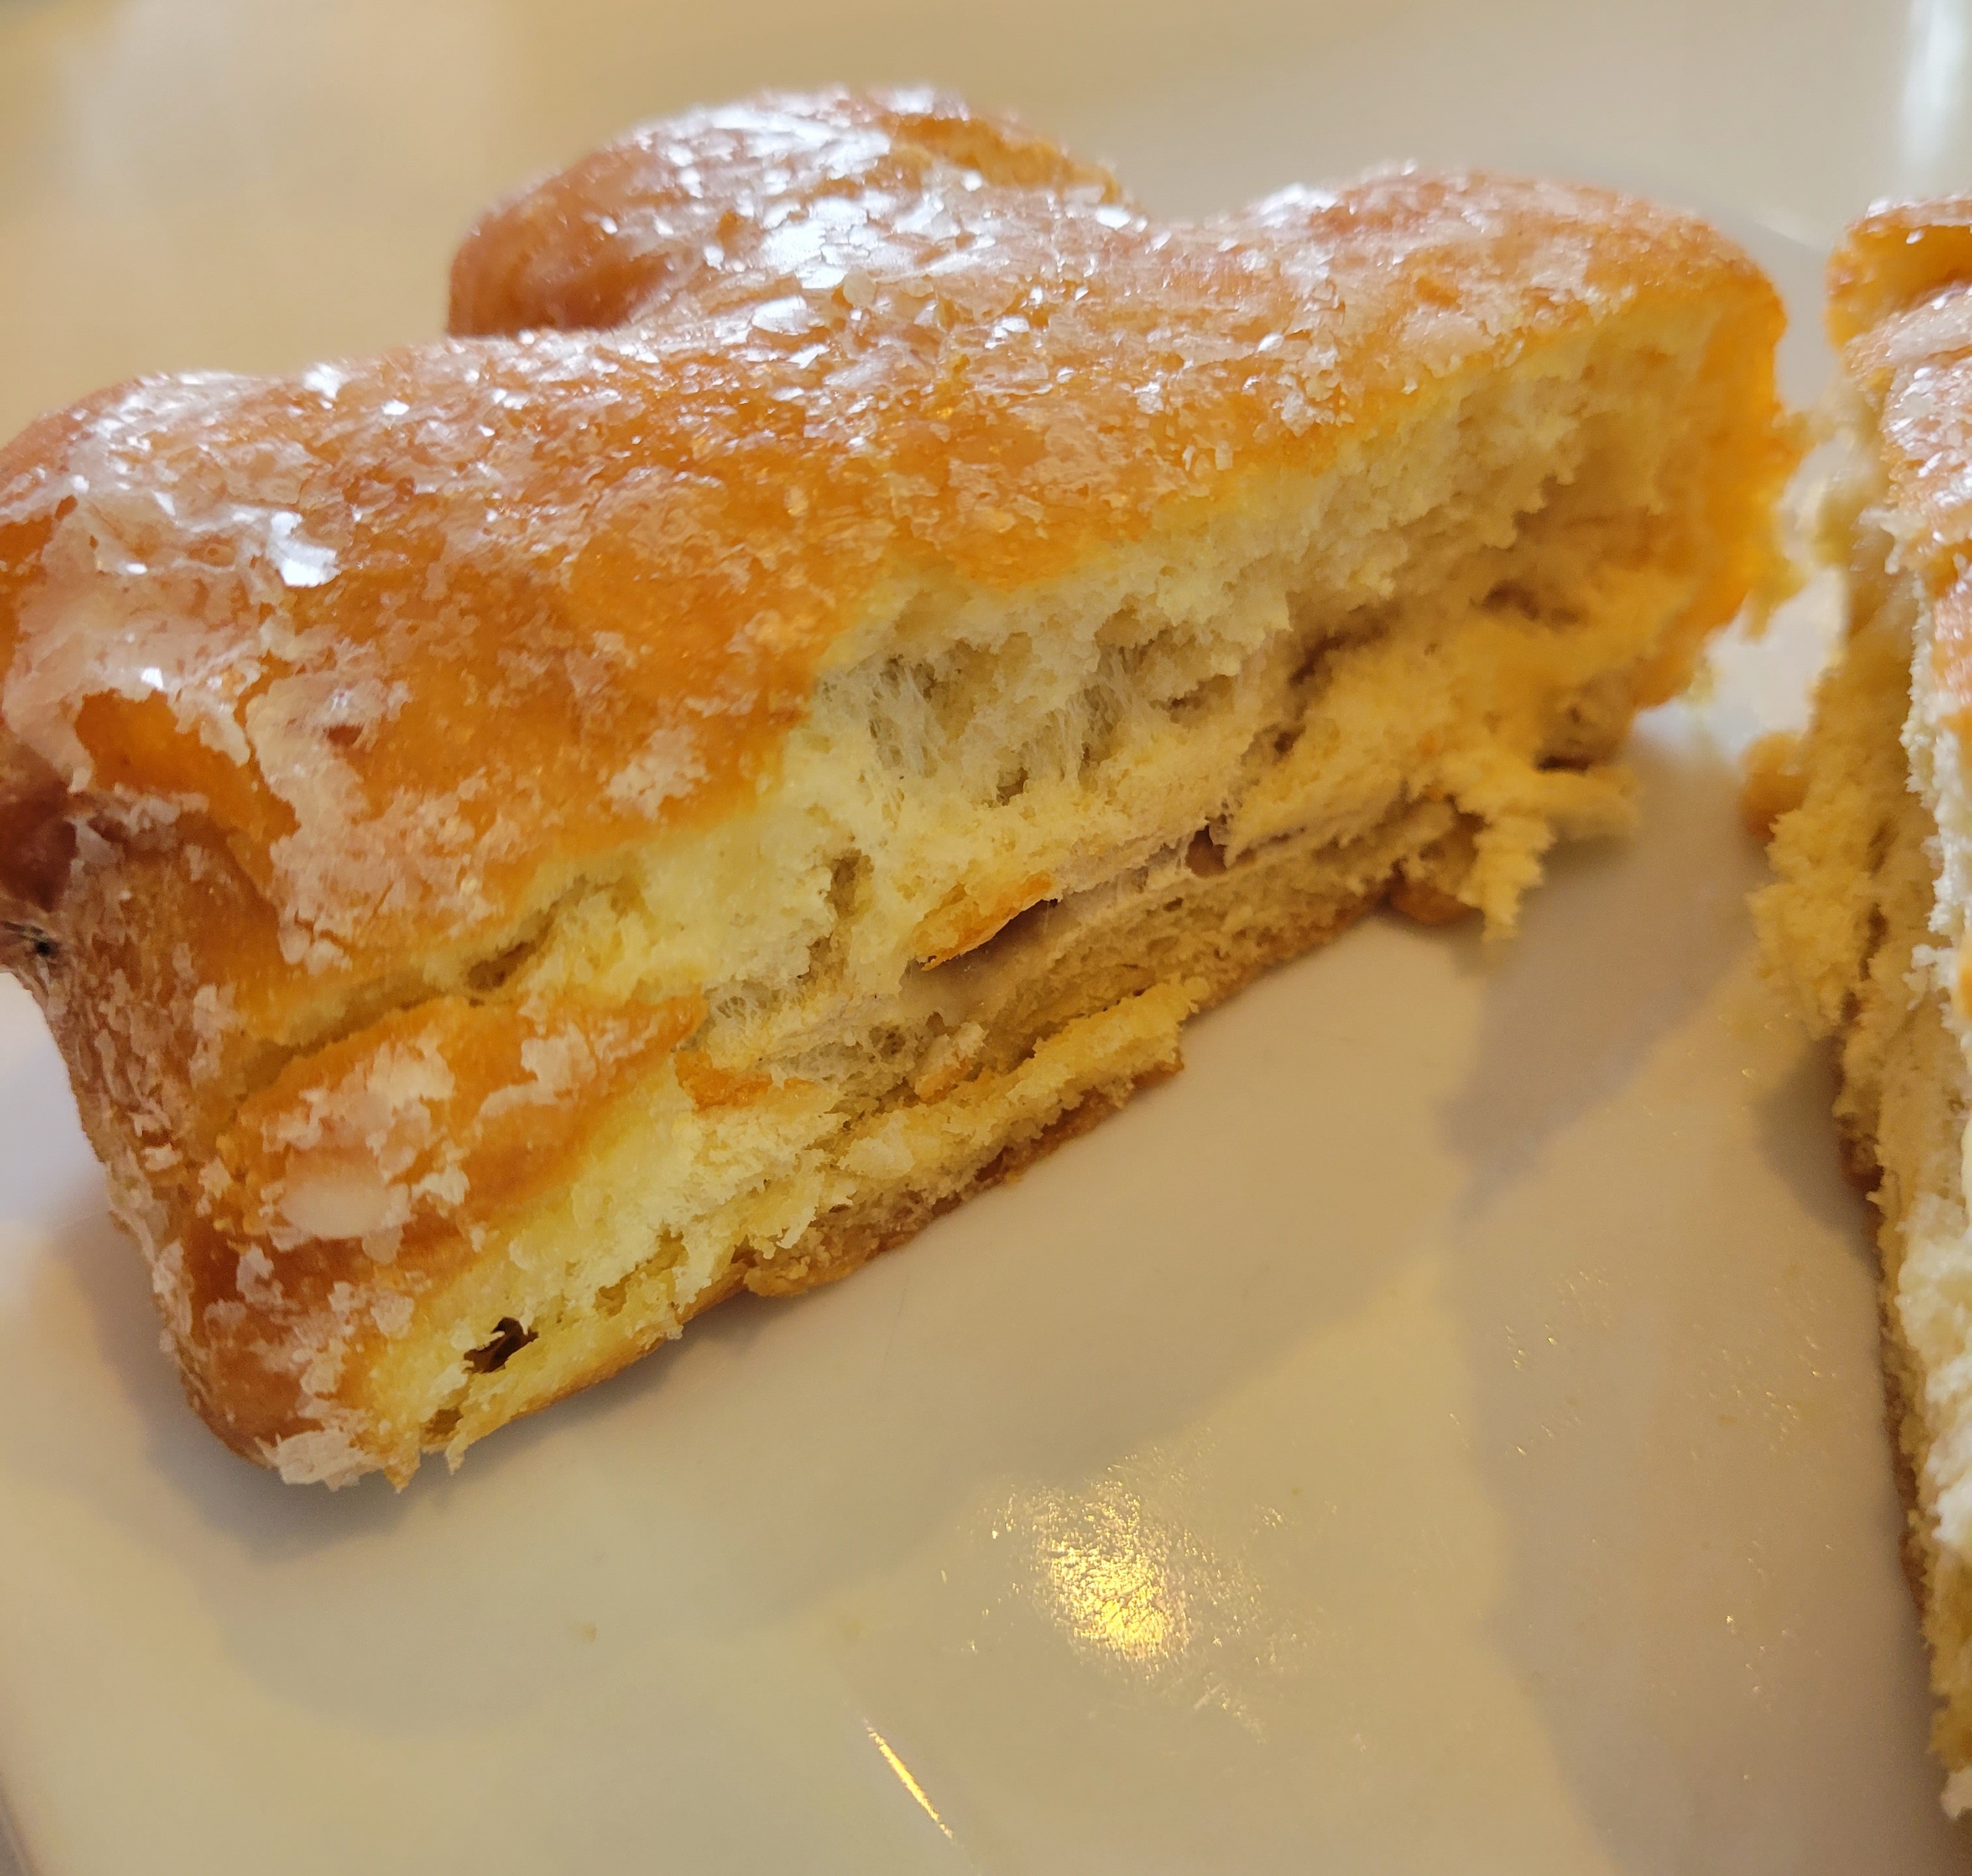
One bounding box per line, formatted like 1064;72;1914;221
1878;1281;1932;1609
446;91;1125;339
1827;196;1972;349
734;1065;1177;1300
1828;200;1972;730
1828;894;1972;1778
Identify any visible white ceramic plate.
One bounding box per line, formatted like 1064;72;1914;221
3;1;1969;1869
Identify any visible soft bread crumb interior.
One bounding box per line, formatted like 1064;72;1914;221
1757;466;1972;1805
219;310;1742;1481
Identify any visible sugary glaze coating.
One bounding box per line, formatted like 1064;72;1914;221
1828;198;1972;731
0;90;1791;1483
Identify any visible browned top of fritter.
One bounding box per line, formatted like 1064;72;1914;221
0;89;1784;1043
1829;197;1972;724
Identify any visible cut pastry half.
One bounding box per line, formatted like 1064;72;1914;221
1757;194;1972;1815
0;90;1793;1485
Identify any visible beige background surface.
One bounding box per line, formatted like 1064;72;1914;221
1;0;1969;1870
